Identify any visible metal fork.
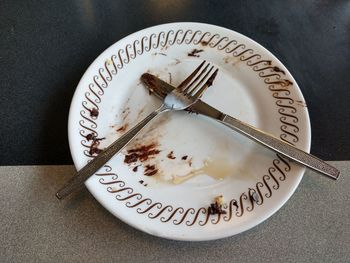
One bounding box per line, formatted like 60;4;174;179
56;61;218;200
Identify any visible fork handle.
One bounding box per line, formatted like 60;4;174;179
56;106;167;200
220;114;340;180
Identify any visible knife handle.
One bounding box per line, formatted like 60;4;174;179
56;107;166;200
220;114;340;180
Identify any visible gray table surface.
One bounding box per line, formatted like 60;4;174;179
0;162;349;262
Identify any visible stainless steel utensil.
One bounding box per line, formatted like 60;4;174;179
141;73;340;180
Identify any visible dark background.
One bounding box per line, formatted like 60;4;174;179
1;0;349;165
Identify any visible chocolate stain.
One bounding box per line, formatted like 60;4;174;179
188;49;204;57
89;108;99;118
133;165;140;172
167;151;176;160
87;135;105;156
144;164;158;176
208;202;227;215
124;143;161;164
116;123;129;133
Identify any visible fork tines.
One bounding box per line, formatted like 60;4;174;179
180;61;218;99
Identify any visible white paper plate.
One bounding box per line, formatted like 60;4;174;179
68;22;311;241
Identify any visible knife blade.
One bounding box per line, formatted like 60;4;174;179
140;73;340;180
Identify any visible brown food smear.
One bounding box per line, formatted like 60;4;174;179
132;165;140;172
167;151;176;160
208;202;227;215
116;123;129;133
86;134;105;156
144;164;158;176
89;108;99;118
124;143;161;164
201;40;209;46
188;49;204;57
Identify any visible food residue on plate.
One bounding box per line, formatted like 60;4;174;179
144;164;158;176
172;158;234;184
132;165;140;172
86;133;105;156
138;180;148;187
116;123;129;133
208;195;227;215
167;151;176;160
124;143;161;164
201;40;209;46
152;52;167;56
89;108;99;118
188;49;204;57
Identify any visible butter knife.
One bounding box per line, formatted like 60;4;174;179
141;73;340;180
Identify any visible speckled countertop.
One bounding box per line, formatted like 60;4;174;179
1;162;348;262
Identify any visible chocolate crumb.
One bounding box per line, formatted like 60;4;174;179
201;40;209;46
188;49;204;57
145;164;155;170
144;170;157;176
208;202;227;215
88;136;105;156
124;143;161;164
89;108;99;118
124;153;138;164
139;180;144;184
167;151;176;160
85;133;95;141
89;147;102;155
133;165;140;172
181;155;188;160
144;164;158;176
